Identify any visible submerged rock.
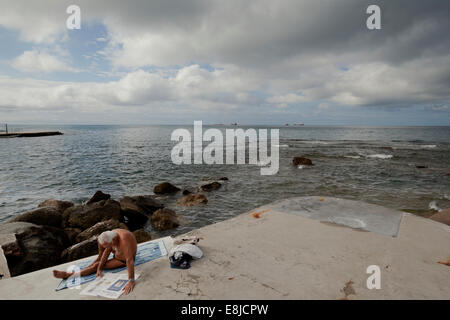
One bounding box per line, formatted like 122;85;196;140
133;229;152;243
201;181;222;192
178;194;208;207
61;236;98;263
8;207;62;228
151;208;180;231
153;182;181;194
63;199;121;229
219;177;229;181
182;189;192;195
38;199;73;214
293;157;313;166
0;222;69;276
120;195;164;231
75;219;127;243
86;190;111;205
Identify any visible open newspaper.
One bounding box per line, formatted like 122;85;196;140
80;273;140;299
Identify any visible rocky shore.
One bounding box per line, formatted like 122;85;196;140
0;196;449;299
1;153;449;279
0;179;227;277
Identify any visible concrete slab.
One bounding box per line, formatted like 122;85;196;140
259;196;403;237
0;197;449;299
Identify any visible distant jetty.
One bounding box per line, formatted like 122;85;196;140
0;131;63;138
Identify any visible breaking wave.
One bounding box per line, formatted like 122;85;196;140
365;154;393;159
429;201;441;211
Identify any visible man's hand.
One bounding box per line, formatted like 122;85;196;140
96;268;103;278
123;281;135;294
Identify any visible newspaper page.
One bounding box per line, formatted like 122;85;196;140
80;273;140;299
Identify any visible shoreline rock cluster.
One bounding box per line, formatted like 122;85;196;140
0;178;227;277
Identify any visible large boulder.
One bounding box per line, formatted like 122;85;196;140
75;219;127;243
133;229;152;244
153;182;181;194
120;195;164;231
0;222;69;276
8;207;62;228
0;234;21;258
429;208;450;226
177;193;208;207
64;228;82;245
63;199;121;229
86;190;111;205
38;199;73;214
293;157;313;166
61;236;99;263
151;208;180;231
201;181;221;192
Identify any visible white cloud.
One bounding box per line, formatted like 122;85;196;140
0;65;260;111
0;2;66;43
11;51;78;73
267;93;307;105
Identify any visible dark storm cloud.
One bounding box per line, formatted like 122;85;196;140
0;0;449;122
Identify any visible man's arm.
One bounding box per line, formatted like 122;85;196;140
123;257;135;294
126;257;135;280
96;247;111;276
88;242;104;267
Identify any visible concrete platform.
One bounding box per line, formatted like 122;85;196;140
0;196;449;299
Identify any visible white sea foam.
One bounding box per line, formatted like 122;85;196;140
366;154;393;159
274;144;289;148
344;155;361;159
392;144;437;150
429;201;441;211
299;140;331;145
298;165;305;169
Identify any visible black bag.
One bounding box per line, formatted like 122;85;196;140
169;252;193;269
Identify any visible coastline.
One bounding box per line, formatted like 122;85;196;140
1;196;449;299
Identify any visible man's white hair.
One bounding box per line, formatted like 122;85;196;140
98;230;117;244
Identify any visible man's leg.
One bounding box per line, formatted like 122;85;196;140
103;258;126;270
53;258;126;279
53;261;100;279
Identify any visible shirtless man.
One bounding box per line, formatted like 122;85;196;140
53;229;138;294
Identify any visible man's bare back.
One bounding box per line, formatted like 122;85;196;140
110;228;137;262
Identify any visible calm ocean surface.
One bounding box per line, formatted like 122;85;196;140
1;125;449;237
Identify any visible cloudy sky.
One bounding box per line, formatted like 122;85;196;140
0;0;449;125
